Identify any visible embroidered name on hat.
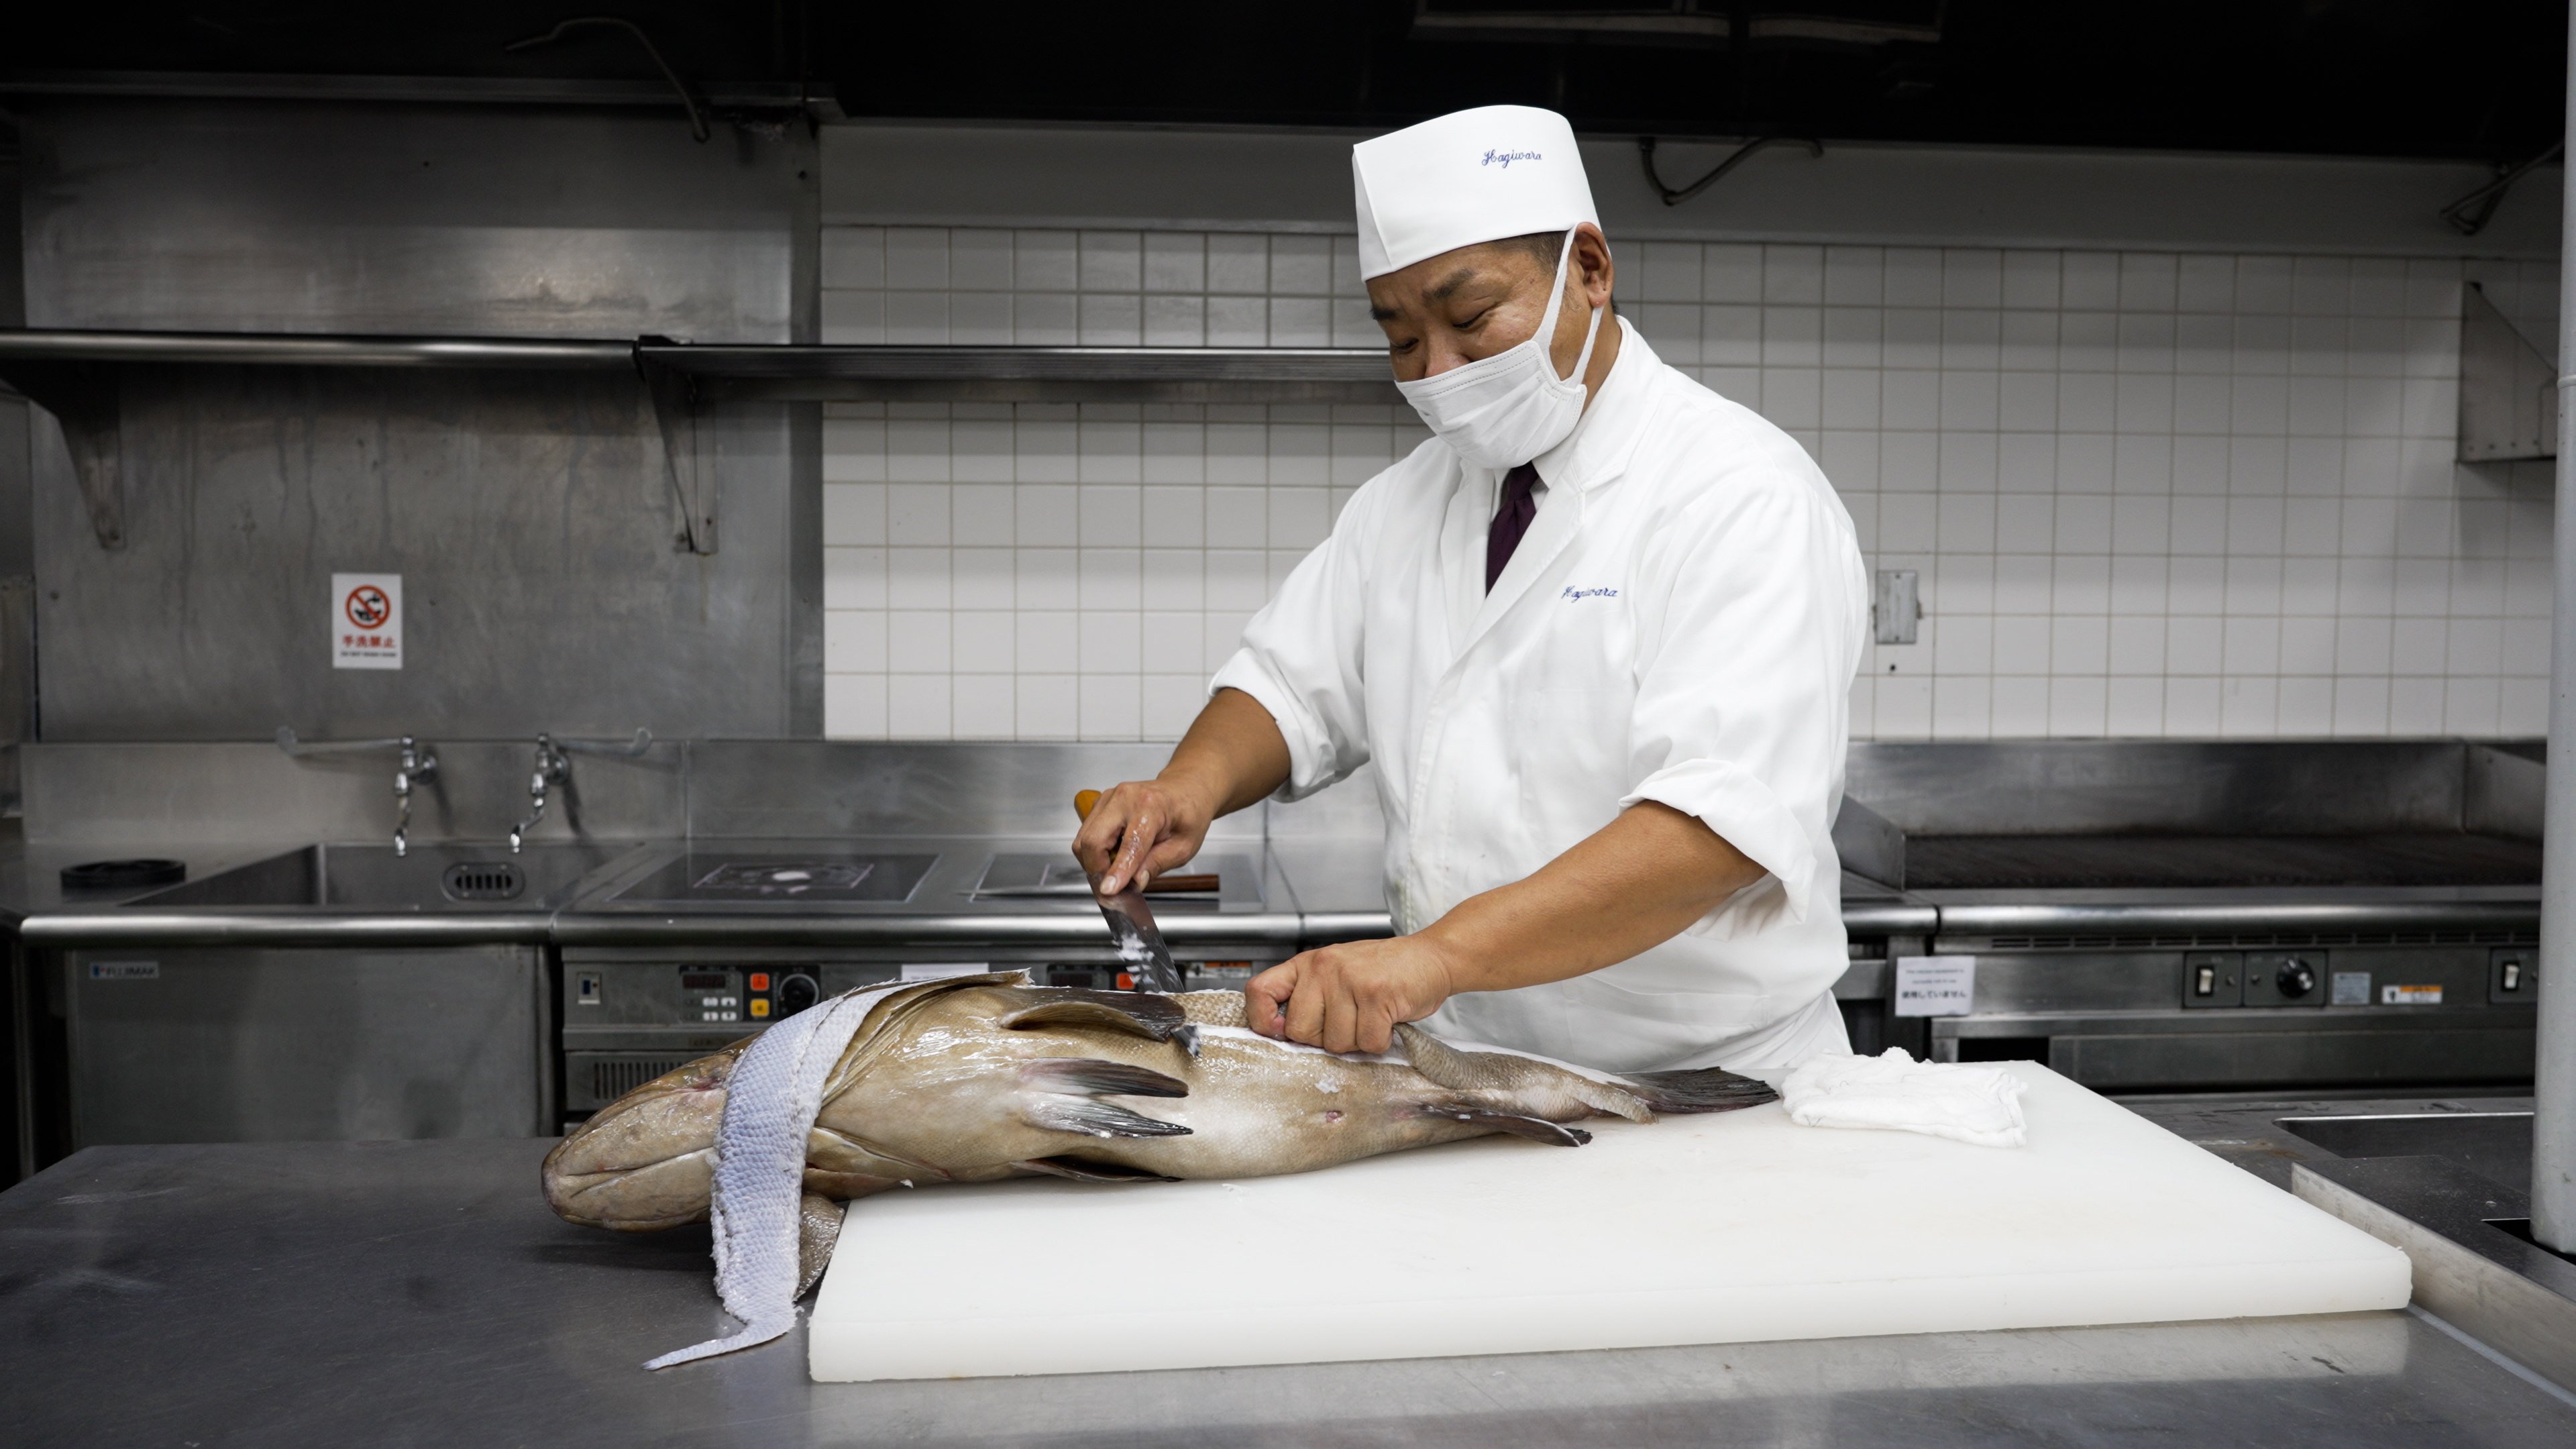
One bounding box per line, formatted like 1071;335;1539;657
1481;149;1542;168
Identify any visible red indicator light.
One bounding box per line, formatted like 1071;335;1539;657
749;972;771;991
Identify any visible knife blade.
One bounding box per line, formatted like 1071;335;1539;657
1074;789;1183;993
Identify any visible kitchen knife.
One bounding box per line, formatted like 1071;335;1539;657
1073;789;1183;993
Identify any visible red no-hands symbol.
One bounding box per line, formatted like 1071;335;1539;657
344;585;391;630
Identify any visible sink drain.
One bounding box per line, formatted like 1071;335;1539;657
442;861;527;902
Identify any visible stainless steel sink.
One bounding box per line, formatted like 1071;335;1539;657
124;843;628;912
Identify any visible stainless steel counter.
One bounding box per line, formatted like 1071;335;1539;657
10;837;1324;949
0;737;2539;953
24;836;2490;951
4;1136;2573;1447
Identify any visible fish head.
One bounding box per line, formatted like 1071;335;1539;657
543;1044;743;1230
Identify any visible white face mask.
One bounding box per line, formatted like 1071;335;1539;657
1395;226;1606;471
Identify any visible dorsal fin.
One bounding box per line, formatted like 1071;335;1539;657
998;988;1199;1056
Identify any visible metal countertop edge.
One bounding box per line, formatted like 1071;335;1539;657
1934;900;2543;934
547;912;1313;947
18;911;561;946
21;910;1319;948
17;898;2530;947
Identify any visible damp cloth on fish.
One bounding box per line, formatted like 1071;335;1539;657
1778;1046;2029;1148
643;979;911;1369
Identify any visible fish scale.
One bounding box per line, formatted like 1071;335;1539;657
643;979;910;1370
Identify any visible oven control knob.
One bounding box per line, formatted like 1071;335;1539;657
2276;959;2318;999
775;973;820;1016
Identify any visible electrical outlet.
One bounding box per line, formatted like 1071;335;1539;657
1872;570;1921;645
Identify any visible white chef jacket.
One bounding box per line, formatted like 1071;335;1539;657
1210;321;1869;1075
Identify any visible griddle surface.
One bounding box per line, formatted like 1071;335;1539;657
1904;833;2539;890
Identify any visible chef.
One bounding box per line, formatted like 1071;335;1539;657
1073;105;1868;1075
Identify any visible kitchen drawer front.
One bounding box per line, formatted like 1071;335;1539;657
65;945;547;1146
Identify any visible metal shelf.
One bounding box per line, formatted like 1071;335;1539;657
639;343;1394;405
0;329;1395;553
0;329;635;369
0;329;1392;397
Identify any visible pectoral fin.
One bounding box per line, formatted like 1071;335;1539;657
1412;1106;1593;1146
796;1191;842;1300
1018;1057;1187;1098
1019;1155;1179;1183
1023;1098;1194;1139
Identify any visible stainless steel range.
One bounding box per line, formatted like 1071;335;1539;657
1832;741;2544;1097
552;838;1291;1122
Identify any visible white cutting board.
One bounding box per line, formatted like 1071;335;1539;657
808;1063;2408;1382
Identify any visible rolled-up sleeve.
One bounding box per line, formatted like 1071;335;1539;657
1618;465;1864;924
1208;490;1377;802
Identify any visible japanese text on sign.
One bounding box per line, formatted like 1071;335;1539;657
1893;955;1977;1018
331;573;402;670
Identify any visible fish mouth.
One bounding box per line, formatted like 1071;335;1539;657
542;1050;741;1229
544;1146;717;1231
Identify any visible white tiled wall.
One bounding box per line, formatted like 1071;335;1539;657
820;225;2556;741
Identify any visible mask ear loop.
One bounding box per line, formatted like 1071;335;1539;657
1551;224;1606;386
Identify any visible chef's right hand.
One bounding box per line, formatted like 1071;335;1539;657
1073;778;1216;895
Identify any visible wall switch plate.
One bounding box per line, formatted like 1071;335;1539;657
2491;947;2538;1005
2244;951;2329;1008
2181;951;2243;1008
1872;570;1921;645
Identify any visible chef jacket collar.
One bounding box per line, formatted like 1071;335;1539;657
1521;314;1652;497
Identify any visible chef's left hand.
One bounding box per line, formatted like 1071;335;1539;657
1245;936;1462;1055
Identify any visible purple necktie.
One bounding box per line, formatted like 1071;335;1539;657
1485;463;1540;593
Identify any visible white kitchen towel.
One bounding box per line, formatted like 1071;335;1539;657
1779;1048;2029;1148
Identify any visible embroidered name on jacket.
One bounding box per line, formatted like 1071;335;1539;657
1560;586;1620;601
1481;148;1542;168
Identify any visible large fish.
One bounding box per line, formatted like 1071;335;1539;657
543;972;1775;1366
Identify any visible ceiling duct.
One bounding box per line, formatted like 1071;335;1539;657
1410;0;1943;49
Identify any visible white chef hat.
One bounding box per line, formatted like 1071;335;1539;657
1352;105;1599;280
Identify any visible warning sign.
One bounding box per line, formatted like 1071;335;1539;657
331;572;402;670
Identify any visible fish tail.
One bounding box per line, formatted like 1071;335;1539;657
1617;1067;1779;1114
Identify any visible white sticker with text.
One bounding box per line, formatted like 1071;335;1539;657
1894;955;1976;1018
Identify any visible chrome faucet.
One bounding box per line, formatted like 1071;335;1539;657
392;738;438;857
511;735;570;853
509;729;652;853
275;729;439;856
